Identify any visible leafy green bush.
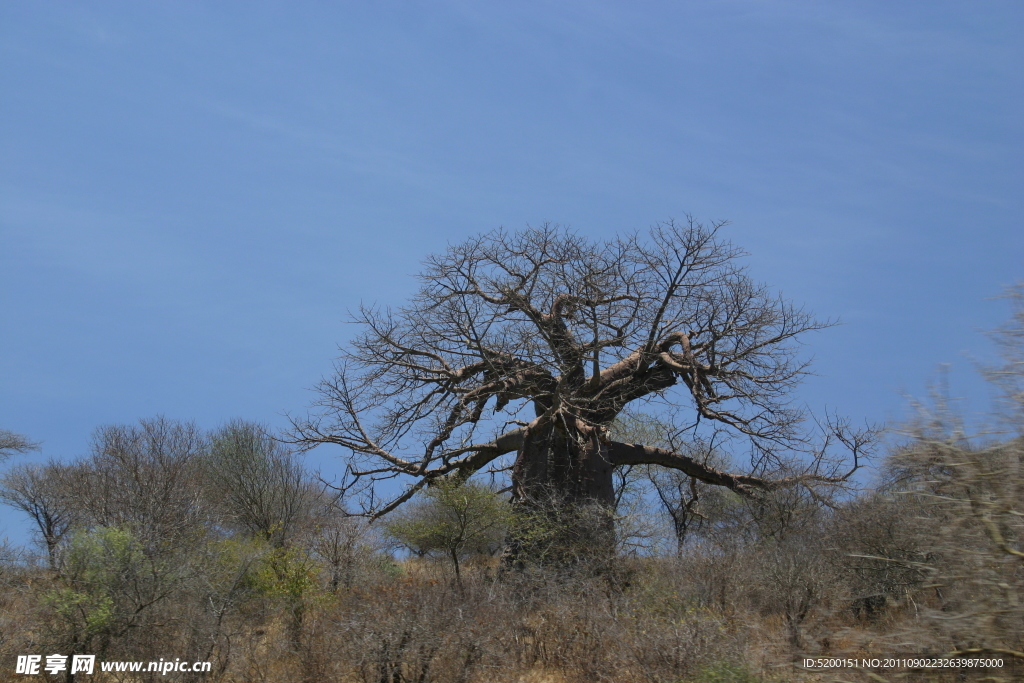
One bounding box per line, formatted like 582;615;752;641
384;480;509;582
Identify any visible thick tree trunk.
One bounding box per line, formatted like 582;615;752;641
504;418;617;570
511;418;615;506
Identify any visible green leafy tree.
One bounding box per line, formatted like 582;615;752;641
385;481;509;583
46;527;161;657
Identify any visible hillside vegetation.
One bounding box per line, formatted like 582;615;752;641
2;290;1022;682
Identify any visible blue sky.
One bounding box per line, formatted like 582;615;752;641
2;2;1022;542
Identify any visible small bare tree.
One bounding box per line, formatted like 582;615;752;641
292;220;872;563
307;509;368;591
0;461;79;569
74;417;209;548
204;420;318;547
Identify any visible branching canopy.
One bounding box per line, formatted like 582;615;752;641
291;219;870;516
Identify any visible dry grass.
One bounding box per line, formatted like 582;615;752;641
2;436;1021;682
1;539;1019;682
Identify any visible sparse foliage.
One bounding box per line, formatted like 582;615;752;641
205;420;318;547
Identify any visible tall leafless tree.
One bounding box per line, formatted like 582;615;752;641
291;220;871;562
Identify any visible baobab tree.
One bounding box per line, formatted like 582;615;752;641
291;219;871;564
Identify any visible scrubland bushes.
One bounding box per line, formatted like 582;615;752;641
3;429;1019;681
2;291;1023;681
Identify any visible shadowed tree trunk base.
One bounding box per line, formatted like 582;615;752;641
502;420;617;573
